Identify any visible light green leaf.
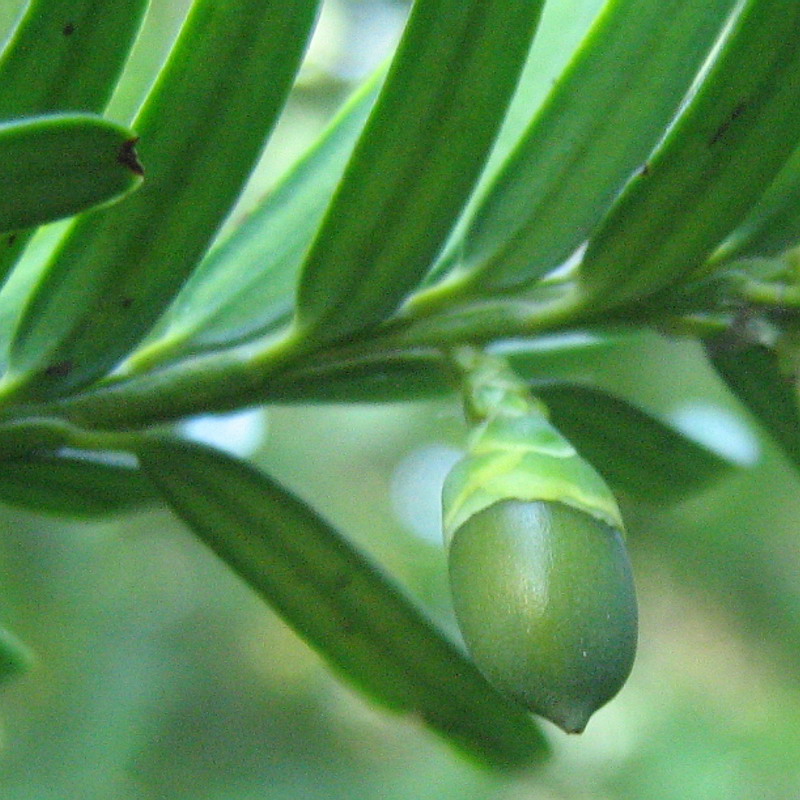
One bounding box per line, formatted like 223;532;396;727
2;0;321;401
535;382;736;504
294;0;546;346
136;436;548;770
0;0;149;282
579;0;800;309
128;70;384;372
438;0;738;295
0;114;142;233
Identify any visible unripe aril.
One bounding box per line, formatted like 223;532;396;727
447;498;637;734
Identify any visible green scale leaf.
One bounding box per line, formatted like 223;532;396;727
442;410;624;545
0;0;147;116
136;436;549;770
443;347;624;543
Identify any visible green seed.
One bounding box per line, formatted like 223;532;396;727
448;498;637;734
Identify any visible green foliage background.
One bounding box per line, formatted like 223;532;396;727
2;0;800;796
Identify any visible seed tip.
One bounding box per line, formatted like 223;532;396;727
541;700;596;735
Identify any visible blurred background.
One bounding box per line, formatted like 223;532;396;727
3;1;800;797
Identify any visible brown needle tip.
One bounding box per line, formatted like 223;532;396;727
118;137;144;177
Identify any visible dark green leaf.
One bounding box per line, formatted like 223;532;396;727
0;114;142;233
471;0;605;186
579;0;800;308
0;0;147;116
442;0;738;293
0;450;160;517
0;0;149;282
137;436;548;770
294;0;546;346
3;0;321;400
